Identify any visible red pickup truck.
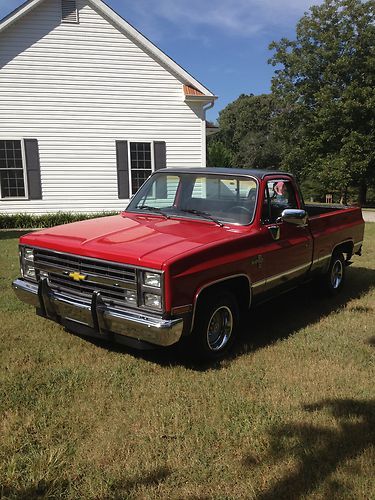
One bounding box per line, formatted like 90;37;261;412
13;168;364;359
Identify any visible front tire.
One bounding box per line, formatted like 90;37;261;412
190;291;239;361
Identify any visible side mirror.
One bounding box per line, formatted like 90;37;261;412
279;209;308;227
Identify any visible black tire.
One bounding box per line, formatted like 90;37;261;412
321;252;346;295
189;290;240;361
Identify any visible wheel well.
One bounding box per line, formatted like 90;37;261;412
193;276;251;321
333;241;354;261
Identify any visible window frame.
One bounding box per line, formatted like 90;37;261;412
127;140;155;197
0;139;28;200
261;178;300;224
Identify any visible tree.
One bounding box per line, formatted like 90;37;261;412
208;94;282;170
207;140;233;167
269;0;375;204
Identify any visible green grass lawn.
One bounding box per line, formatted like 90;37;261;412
1;226;374;499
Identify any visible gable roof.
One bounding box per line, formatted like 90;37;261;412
0;0;216;99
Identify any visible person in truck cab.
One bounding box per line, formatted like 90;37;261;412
273;181;289;204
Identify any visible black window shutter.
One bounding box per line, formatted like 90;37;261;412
24;139;42;200
116;141;130;199
154;141;166;170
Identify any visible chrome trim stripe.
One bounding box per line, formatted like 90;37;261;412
267;262;311;284
252;280;266;289
252;262;312;289
312;254;331;265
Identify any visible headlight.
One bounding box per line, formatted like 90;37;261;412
24;263;36;280
20;247;37;281
144;293;162;309
124;289;137;306
143;272;161;288
24;248;34;262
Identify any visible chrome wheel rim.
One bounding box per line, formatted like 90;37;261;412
207;306;233;351
331;259;343;289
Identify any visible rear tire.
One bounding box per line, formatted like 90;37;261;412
189;291;239;361
321;252;346;295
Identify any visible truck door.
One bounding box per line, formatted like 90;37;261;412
256;178;313;295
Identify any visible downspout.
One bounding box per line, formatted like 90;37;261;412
202;99;215;167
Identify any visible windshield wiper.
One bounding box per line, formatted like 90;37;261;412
136;205;170;218
179;208;224;227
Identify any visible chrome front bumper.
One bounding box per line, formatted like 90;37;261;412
12;278;183;347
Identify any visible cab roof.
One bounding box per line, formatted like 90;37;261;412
156;167;293;180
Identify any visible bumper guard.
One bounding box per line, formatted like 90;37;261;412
12;278;183;347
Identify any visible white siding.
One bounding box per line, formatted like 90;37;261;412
0;0;206;214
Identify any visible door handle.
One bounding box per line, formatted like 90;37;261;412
268;225;280;241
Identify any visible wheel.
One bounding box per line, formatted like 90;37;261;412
321;252;346;295
190;291;239;361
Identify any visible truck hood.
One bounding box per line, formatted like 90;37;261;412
20;213;243;269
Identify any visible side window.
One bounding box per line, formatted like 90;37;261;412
129;142;152;195
0;140;26;199
262;180;298;223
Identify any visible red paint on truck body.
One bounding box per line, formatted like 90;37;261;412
19;173;365;315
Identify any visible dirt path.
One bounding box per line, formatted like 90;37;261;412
363;210;375;223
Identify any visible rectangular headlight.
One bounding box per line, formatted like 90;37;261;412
144;293;162;310
24;263;36;280
24;247;34;262
143;272;161;288
124;289;137;305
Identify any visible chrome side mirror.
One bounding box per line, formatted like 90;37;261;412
279;209;308;227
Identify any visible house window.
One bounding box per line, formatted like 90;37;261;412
0;140;26;198
130;142;153;194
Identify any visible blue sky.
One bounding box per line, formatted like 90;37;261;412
0;0;322;122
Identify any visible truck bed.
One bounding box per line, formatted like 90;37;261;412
306;204;364;272
305;203;355;217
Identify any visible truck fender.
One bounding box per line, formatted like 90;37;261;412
190;274;252;333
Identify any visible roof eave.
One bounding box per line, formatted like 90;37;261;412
184;95;218;103
0;0;44;32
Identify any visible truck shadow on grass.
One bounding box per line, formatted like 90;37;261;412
243;398;375;499
235;265;375;357
85;266;375;370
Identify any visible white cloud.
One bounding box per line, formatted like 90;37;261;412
129;0;324;38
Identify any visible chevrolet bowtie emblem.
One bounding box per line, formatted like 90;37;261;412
68;272;87;282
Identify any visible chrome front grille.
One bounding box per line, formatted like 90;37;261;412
33;248;137;306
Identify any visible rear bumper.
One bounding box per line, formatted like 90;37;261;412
12;278;183;348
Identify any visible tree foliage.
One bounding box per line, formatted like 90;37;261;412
207;140;233;167
208;94;281;170
269;0;375;203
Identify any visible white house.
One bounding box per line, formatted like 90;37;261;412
0;0;216;214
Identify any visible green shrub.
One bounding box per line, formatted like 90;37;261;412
0;211;119;229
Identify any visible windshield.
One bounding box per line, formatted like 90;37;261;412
126;172;258;225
